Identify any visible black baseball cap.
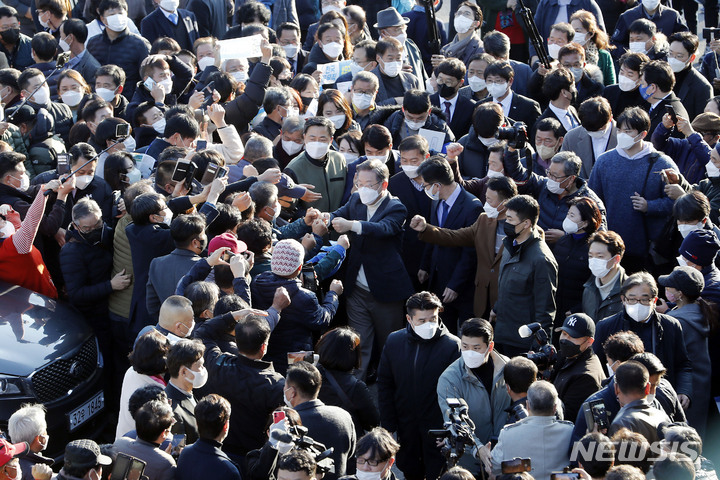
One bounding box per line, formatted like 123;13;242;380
554;313;595;338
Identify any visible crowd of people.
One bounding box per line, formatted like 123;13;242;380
0;0;719;478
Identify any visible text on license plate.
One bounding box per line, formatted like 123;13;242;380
68;391;104;431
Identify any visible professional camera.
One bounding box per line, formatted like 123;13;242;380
428;398;480;468
703;27;720;42
270;425;335;475
518;322;557;376
496;122;528;150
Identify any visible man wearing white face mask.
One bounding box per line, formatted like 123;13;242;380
7;405;53;480
130;54;194;115
377;291;460;480
479;61;541;136
665;32;711;121
58;19;102;86
277;23;308;75
139;0;199;50
285;117;347;213
375;7;428;86
253;87;294;142
58;440;112;480
370;37;420;107
383;89;454;147
593;272;693;410
588;106;678;271
456;102;505;179
436;319;511;476
561;97;617;179
87;0;151;100
165;339;206;444
17;68;72;143
582;230;628;323
346;428;399;480
330;159;414;379
349;71;379;130
610;0;687;61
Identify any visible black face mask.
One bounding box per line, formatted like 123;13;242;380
301;96;314;107
0;28;20;45
559;338;582;358
503;221;520;240
80;226;103;245
439;83;457;99
279;78;291;87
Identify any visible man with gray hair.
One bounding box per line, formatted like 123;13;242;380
486;380;573;480
351;71;380;129
329;159;414;379
482;30;532;97
254;87;294;141
228;134;274;182
502;149;606;242
274;116;305;168
8;405;52;480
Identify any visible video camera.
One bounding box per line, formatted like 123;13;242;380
428;398;480;468
496;122;528;150
518;322;557;376
271;425;335;475
704;27;720;42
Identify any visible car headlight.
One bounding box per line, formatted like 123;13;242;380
0;376;26;397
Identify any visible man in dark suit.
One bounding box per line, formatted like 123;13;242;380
532;68;580;143
284;362;356;480
416;156;484;333
483;30;533;97
165;339;206;445
667;31;712;121
639;60;689;137
389;135;432;291
59;19;101;86
186;0;227;38
479;60;541;132
330;158;415;380
430;58;476;139
141;0;199;51
561;97;618;178
176;394;240;480
611;1;688;59
372;37;420;106
558;43;604;106
277;22;308;76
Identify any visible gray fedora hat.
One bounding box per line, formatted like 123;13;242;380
373;7;410;30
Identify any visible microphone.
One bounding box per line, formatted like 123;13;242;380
518;322;542;339
270;430;294;444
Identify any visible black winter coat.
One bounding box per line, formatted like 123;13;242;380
377;322;460;433
86;29;151;100
553;233;591;318
318;365;380;438
383;109;455;149
551;347;605;423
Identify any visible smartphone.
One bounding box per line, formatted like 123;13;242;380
287;351;314;365
143;77;157;91
115;123;131;138
57;153;71;175
170;433;186;457
196;140;207;151
550;474;579;480
273;411;286;424
666;104;678;123
200;161;220;186
111;453;147;480
583;399;609;432
183;162;197;191
201;81;216;110
221;250;235;262
172;161;193;183
501;458;531;474
217;166;228;179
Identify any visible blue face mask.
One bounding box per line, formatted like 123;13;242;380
639;83;654;101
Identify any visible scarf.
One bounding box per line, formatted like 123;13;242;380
441;32;478;59
585;41;599;66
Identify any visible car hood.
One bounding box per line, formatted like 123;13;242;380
0;283;93;377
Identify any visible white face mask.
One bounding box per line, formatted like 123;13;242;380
0;220;15;238
126;167;141;184
606;360;617;377
32;85;50;105
677;255;689;267
546;177;566;194
478;136;499;147
185;366;208;389
589;257;613;278
547;43;562;60
158;78;173;94
358;186;380;205
405;118;425;131
570;67;584;83
328;114;346;129
536;144;557;161
283;388;293;407
574;32;587;45
15;173;30;191
61;90;84;107
413;321;438;339
282;139;303;155
231;70;247;82
96;87;117;102
462;349;487;368
367;154;387;162
343;152;359;163
668;57;687;73
646;393;656;403
468;76;486;92
353;92;373;110
106;13;129;32
59;37;71;52
160;0;179;10
678;222;703;238
486;169;504;178
562;216;580;234
424;184;440;201
642;0;660;11
402;165;419;178
124;136;136;152
321;4;342;14
706;160;720;178
616;132;640;150
305;141;330;159
382;60;402;78
322;42;343;59
486;82;507;99
197;56;215;72
454;15;475;34
425;77;437;95
393;34;407;45
162;210;173;226
283;44;299;58
153;118;167;135
483;201;500;218
355;469;386;480
75;175;93;190
628;42;647;54
349;61;365;76
618;74;638;91
625;302;653;322
587;124;610;139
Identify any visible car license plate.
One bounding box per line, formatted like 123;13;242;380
68;392;104;431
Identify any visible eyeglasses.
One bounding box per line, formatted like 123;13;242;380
545;170;570;182
356;457;387;467
623;297;654;306
75;218;103;234
354;180;382;189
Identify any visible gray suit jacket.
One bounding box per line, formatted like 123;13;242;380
560;121;618;179
113;437;176;480
370;66;421;107
146;248;201;319
74;49;101;86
